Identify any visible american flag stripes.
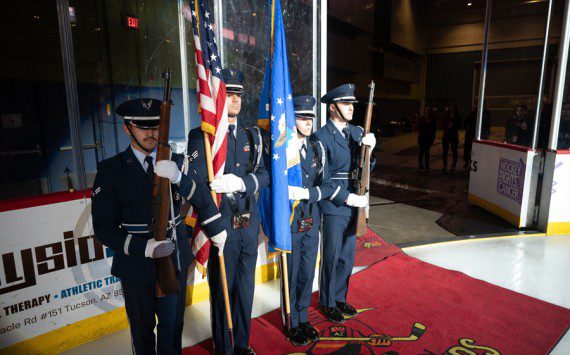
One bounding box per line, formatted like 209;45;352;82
186;0;228;275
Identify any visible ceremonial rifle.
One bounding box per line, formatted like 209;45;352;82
149;68;180;296
354;81;375;237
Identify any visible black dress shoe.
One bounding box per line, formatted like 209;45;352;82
234;347;256;355
337;302;357;316
321;305;345;323
288;326;309;346
299;322;319;341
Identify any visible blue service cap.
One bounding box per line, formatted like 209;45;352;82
320;83;358;104
293;95;316;118
116;98;162;128
222;68;244;94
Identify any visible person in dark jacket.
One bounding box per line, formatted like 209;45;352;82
463;105;477;169
283;95;336;346
537;103;553;150
186;69;269;355
312;84;376;324
558;102;570;149
514;105;533;147
92;98;227;355
481;104;492;140
441;103;461;172
505;107;518;144
417;106;436;172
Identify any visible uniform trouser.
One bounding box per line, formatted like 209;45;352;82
418;140;432;167
208;231;258;354
442;133;459;167
319;214;356;308
121;267;188;355
285;229;320;328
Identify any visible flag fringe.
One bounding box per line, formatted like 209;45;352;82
201;121;216;136
289;200;299;225
194;260;207;279
257;118;270;131
185;214;197;228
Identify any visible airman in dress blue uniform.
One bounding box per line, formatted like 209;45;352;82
312;84;376;324
284;95;336;346
92;98;227;355
186;69;269;355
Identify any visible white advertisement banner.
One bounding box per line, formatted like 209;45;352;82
0;196;122;349
548;152;570;223
0;193;275;350
468;142;536;227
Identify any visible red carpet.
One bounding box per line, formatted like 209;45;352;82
185;253;570;354
354;228;401;267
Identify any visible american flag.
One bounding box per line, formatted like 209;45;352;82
186;0;228;276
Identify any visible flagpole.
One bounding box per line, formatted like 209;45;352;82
203;134;234;348
195;1;234;348
281;250;291;331
268;0;292;332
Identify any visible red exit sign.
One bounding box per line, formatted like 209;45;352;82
126;16;138;29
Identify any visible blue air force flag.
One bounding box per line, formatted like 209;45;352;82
257;0;302;253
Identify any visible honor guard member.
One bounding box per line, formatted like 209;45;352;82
92;98;227;355
186;69;269;355
285;95;336;345
313;84;376;324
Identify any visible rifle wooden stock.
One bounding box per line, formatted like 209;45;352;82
150;69;180;296
355;81;375;237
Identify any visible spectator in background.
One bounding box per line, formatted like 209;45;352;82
537;103;552;150
418;106;436;172
442;103;461;172
481;103;492;140
463;104;476;169
558;102;570;149
463;103;492;168
514;105;533;147
505;106;519;144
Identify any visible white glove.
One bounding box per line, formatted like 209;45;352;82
288;186;310;200
361;133;376;150
155;160;182;184
346;193;368;208
145;239;175;258
210;230;227;256
210;174;246;193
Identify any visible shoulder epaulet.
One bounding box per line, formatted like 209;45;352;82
99;154;121;170
316;140;326;174
310;140;326;175
252;126;262;172
181;153;190;175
